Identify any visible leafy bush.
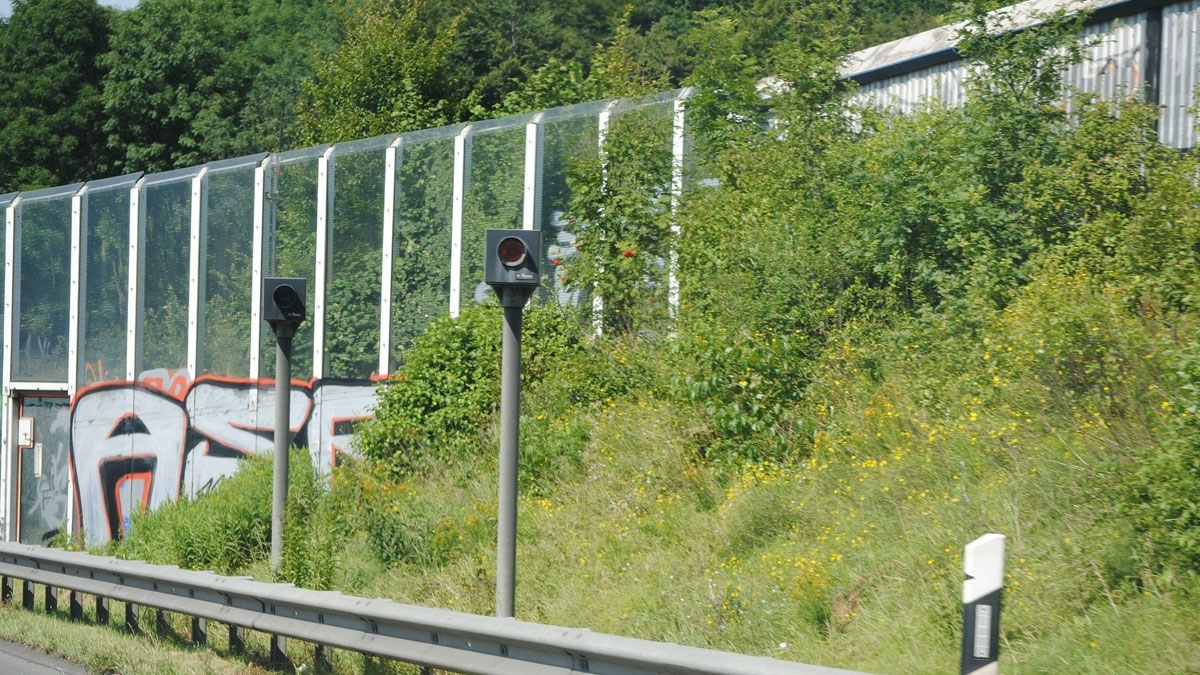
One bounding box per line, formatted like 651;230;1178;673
117;446;325;580
1122;341;1200;570
677;324;811;463
996;271;1152;406
354;305;501;476
524;333;668;415
355;301;584;477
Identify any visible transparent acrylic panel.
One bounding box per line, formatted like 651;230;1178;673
138;168;198;375
259;146;325;380
13;185;79;383
462;115;534;305
325;136;392;379
538;100;610;308
390;126;460;366
602;95;676;334
200;154;265;378
0;192;12;387
79;174;139;386
0;193;10;421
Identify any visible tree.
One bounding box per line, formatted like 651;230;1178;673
429;0;622;113
296;0;460;145
955;0;1092;193
101;0;339;174
0;0;113;191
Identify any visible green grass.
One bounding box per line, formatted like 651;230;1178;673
13;74;1200;675
14;292;1200;674
0;581;270;675
22;300;1198;675
0;579;439;674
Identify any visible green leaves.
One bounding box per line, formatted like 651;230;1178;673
0;0;112;191
355;302;581;478
563;104;674;337
679;324;811;463
100;0;340;173
297;0;459;145
956;0;1092;109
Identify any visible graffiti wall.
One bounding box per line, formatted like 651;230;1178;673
66;370;376;547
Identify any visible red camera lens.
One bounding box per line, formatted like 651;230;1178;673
497;237;527;266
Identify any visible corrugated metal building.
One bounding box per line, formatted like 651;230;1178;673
841;0;1200;149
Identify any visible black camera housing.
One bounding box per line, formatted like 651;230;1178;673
485;229;540;288
263;277;307;325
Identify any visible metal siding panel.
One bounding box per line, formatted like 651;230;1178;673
852;60;967;113
847;2;1197;150
1160;1;1200;148
1064;14;1147;110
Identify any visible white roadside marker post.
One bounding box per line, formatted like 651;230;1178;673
961;533;1005;675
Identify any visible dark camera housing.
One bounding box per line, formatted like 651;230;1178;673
263;277;307;325
485;229;540;288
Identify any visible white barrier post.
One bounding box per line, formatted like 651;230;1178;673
961;533;1005;675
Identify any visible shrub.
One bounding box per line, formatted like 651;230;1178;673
1122;340;1200;570
118;446;325;579
355;301;583;478
996;270;1152;407
677;324;811;464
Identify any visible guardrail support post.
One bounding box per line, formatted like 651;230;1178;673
22;580;33;610
229;624;246;654
156;609;170;633
315;644;332;672
2;575;12;603
125;602;139;632
192;616;207;646
69;590;82;621
271;634;288;666
96;596;109;624
44;584;56;614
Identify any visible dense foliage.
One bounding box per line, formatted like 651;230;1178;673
78;0;1200;672
0;0;111;189
355;302;585;478
0;0;961;192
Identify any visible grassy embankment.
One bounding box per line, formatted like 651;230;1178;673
10;266;1200;674
7;21;1200;671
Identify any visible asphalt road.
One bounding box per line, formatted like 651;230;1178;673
0;640;89;674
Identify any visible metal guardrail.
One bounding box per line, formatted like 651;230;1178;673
0;542;873;675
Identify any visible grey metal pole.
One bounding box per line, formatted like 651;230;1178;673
270;326;293;578
496;302;522;618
